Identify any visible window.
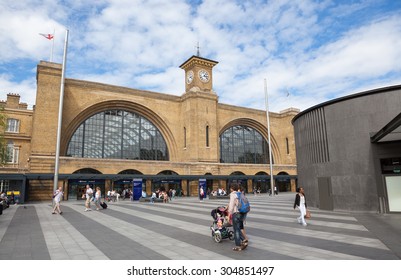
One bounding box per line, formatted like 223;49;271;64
184;127;186;148
6;119;20;133
0;180;10;193
67;109;169;161
6;141;19;164
220;125;272;164
206;125;209;147
286;137;289;154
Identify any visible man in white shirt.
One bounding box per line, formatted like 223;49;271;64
150;191;157;204
84;184;93;212
52;186;64;214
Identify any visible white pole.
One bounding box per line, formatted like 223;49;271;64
264;79;274;196
53;29;69;195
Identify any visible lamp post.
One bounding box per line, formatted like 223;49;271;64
53;29;69;196
264;79;274;196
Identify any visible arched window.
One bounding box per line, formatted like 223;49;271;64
206;125;209;147
73;168;101;174
220;125;272;164
184;127;186;148
67;110;169;161
286;137;290;154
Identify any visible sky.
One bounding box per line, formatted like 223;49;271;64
1;0;401;113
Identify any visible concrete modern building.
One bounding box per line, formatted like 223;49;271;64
292;85;401;213
1;55;299;202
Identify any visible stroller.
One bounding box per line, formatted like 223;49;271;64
210;206;234;243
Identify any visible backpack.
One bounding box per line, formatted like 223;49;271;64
237;192;250;213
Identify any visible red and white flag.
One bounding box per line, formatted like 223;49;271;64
39;33;54;40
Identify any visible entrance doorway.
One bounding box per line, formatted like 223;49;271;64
68;179;105;200
253;179;270;193
276;172;291;192
253;171;270;193
385;176;401;212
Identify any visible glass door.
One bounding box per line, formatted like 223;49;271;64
385;176;401;212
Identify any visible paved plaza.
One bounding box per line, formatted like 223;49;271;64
0;193;400;260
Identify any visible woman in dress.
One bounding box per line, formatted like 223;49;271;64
95;187;102;210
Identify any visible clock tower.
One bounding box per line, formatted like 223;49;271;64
179;55;220;164
179;55;218;93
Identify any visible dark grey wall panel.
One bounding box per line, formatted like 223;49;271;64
293;86;401;212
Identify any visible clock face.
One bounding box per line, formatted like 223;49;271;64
198;69;210;83
186;70;194;84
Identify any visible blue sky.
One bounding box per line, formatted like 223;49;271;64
1;0;401;112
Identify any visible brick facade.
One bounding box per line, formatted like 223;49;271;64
1;56;298;200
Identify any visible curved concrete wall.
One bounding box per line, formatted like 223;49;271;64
292;86;401;212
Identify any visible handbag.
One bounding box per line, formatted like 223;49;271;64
305;209;311;219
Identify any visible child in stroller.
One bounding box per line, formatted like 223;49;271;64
210;206;234;243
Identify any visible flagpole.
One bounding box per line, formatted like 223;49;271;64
53;29;69;196
50;28;55;62
264;79;274;196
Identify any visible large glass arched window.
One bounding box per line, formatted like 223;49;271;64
67;110;169;161
220;125;272;164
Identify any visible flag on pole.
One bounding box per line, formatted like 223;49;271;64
39;33;54;40
39;31;55;62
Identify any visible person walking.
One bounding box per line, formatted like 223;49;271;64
294;187;308;226
199;186;204;202
84;184;93;212
52;186;64;214
239;186;249;248
94;187;101;210
227;183;246;251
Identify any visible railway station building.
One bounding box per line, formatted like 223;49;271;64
0;55;298;202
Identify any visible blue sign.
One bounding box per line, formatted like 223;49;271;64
132;178;143;201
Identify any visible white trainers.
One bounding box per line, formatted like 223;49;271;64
297;217;302;224
302;222;307;226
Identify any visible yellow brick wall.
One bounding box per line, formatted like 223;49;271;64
0;94;33;173
2;60;298;182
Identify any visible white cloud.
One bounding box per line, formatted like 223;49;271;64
1;0;401;114
0;0;68;61
0;73;36;108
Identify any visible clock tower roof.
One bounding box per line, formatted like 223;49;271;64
179;55;218;70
